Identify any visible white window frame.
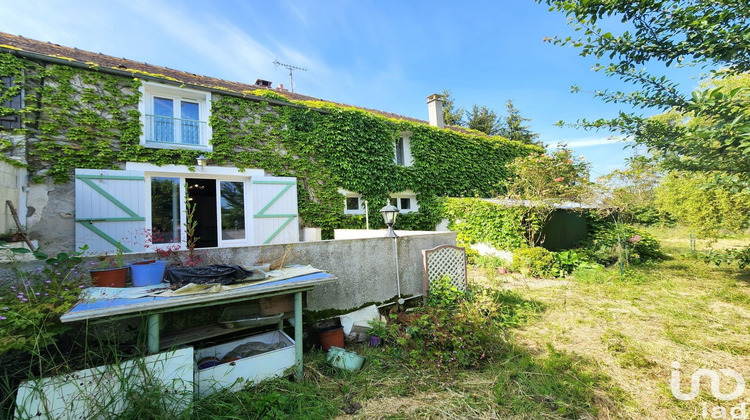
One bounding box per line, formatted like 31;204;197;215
394;131;413;167
139;81;213;151
127;163;264;250
339;189;366;215
389;190;418;213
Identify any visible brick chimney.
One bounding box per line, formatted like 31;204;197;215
427;94;445;128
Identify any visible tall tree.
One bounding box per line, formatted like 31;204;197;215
441;89;465;126
466;104;501;135
497;100;540;145
538;1;750;188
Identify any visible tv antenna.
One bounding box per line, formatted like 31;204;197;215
273;59;307;93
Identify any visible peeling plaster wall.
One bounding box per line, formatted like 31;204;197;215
26;180;75;253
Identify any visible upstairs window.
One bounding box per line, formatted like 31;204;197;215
139;82;212;150
394;132;413;166
0;76;22;130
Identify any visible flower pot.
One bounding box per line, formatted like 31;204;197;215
90;267;128;288
317;325;344;352
369;335;382;347
130;261;167;287
327;346;365;371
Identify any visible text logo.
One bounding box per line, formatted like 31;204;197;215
671;362;745;401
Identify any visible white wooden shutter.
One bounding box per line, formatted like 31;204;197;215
75;169;146;254
251;176;299;245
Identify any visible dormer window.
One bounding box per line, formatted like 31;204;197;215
139;82;212;150
394;131;413;166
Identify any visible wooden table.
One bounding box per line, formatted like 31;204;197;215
61;271;336;380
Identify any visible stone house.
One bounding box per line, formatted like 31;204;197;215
0;32;539;256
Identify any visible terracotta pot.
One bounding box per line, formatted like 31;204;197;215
90;267;128;288
318;326;344;352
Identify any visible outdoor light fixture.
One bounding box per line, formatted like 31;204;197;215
380;203;399;237
196;155;207;170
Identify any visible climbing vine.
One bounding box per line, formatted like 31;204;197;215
0;51;541;233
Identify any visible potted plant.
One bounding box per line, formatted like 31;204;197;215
89;249;128;288
367;319;388;347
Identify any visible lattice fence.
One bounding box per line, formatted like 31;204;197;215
421;245;467;298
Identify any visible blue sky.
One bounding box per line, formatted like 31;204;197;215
0;0;705;178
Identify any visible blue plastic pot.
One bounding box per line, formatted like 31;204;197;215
130;260;167;286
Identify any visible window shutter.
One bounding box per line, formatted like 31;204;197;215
75;169;147;254
0;76;22;130
251;176;299;244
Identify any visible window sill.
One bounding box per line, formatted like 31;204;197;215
142;141;213;152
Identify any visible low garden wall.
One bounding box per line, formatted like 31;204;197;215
0;231;456;311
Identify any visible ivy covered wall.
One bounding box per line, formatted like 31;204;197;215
0;52;542;238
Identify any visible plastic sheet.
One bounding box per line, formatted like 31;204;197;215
165;264;256;285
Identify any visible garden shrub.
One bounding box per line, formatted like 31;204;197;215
378;286;544;369
511;247;555;278
425;275;466;308
551;250;585;277
582;224;665;266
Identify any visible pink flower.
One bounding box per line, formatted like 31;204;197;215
629;235;642;243
553;177;564;182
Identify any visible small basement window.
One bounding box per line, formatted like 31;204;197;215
340;190;366;215
389;191;418;213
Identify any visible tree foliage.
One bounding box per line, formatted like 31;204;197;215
466;104;501;135
497;100;541;145
655;171;750;237
441;89;465;126
539;0;750;188
596;155;663;224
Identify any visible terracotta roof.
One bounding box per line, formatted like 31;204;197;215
0;32;430;124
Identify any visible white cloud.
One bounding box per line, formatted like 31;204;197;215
551;136;633;149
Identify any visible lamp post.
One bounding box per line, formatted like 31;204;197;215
196;155;207;170
380;204;399;238
380;203;402;301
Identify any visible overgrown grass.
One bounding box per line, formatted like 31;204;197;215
484;227;750;418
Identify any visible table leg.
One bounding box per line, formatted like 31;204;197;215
294;291;303;380
147;313;161;354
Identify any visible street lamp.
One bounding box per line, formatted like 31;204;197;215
380;203;399;237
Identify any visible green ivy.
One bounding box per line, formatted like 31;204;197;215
1;51;541;232
443;198;529;250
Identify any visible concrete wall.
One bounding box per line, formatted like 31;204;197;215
163;231;456;310
0;231;456;311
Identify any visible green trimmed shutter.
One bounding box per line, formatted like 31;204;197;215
75;169;146;254
251;176;298;245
